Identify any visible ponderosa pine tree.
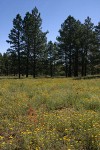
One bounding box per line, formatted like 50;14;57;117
71;20;82;77
93;22;100;74
57;16;78;77
29;7;47;78
23;12;32;77
81;17;94;76
6;14;23;78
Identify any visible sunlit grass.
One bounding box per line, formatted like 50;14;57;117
0;78;100;149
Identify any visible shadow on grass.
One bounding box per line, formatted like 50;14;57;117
0;75;100;80
0;76;25;80
0;75;66;80
73;75;100;80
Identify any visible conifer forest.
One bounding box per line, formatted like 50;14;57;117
0;7;100;78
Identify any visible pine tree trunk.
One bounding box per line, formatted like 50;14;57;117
18;31;20;79
81;50;85;77
26;48;29;78
50;60;53;77
33;52;36;78
74;48;78;77
33;37;36;78
65;62;68;77
18;51;20;79
84;50;87;76
84;62;87;76
65;50;68;77
68;49;72;77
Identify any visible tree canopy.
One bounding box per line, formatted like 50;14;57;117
0;7;100;78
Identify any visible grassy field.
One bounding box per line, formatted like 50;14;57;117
0;77;100;150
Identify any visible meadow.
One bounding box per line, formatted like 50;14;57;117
0;77;100;150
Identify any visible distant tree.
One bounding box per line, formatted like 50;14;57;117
52;42;59;76
7;14;23;78
7;50;18;76
0;53;3;75
2;53;9;76
46;41;55;77
48;41;53;77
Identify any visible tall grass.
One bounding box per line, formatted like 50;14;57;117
0;78;100;149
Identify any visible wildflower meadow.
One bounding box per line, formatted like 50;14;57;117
0;77;100;150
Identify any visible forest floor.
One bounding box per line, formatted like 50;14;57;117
0;77;100;150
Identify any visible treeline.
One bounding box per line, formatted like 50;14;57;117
0;7;100;78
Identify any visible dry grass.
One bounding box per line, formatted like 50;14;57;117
0;78;100;149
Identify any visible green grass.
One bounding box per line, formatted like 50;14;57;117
0;78;100;150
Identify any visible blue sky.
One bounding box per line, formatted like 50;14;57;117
0;0;100;54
